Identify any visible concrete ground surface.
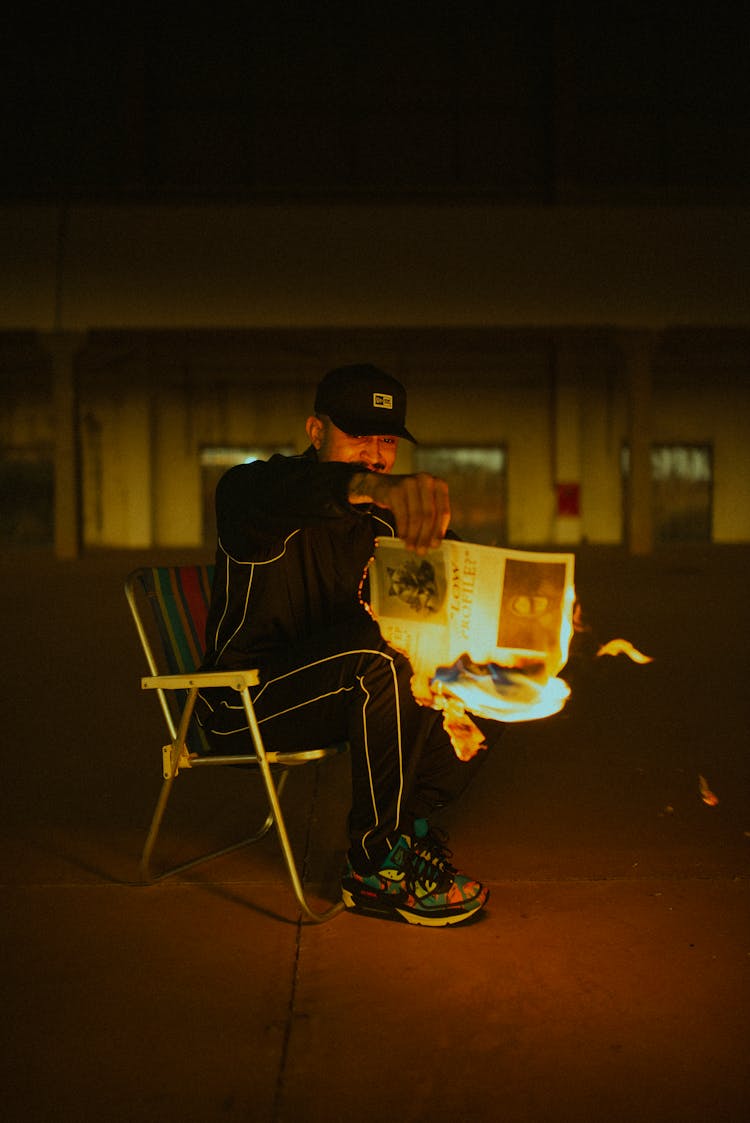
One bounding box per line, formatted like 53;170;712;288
2;545;749;1123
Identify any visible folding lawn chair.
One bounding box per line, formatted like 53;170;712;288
125;564;346;923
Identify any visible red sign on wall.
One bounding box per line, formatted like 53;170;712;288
556;482;580;517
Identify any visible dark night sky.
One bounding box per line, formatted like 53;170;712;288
2;6;749;204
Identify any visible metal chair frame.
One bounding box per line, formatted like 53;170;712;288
125;565;345;923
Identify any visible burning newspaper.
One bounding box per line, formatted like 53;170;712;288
367;538;576;737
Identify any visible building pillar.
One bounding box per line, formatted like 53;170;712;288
551;338;583;545
622;330;656;556
46;331;85;559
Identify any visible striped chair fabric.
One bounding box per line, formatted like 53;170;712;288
136;565;215;753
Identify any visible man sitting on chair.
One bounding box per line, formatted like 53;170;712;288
196;364;504;926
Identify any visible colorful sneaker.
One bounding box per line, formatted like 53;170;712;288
341;830;488;926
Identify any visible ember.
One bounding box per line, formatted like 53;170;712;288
698;774;719;807
597;638;653;663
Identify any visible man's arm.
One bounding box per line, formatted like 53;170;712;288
348;470;450;553
216;456;450;558
216;457;362;558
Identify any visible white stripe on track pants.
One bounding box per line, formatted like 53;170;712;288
200;624;502;867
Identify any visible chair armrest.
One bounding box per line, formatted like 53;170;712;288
141;670;260;691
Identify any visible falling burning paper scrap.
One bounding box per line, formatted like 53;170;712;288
438;695;489;763
596;638;653;663
698;774;720;807
367;538;578;758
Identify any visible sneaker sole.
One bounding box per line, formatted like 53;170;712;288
341;885;489;926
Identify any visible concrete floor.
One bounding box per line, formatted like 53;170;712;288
2;545;749;1122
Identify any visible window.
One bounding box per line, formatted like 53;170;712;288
0;447;54;546
621;443;712;542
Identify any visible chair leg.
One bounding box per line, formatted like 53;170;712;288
139;768;287;885
239;692;345;924
256;756;345;923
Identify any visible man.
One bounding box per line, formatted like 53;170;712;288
197;364;504;926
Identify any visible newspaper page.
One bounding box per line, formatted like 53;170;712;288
367;538;576;725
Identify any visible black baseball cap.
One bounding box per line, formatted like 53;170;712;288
314;364;417;443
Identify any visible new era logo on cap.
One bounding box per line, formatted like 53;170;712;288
313;364;417;442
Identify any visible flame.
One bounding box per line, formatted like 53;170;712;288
412;655;572;759
597;638;653;663
698;774;719;807
428;660;571;724
410;577;578;739
441;699;489;762
557;583;578;674
402;581;579;758
369;541;651;761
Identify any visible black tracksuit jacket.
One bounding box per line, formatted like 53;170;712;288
200;445;396;677
196;446;491;864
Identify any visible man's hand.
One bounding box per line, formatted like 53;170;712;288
349;471;450;553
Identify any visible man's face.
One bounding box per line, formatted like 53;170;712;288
309;416;398;474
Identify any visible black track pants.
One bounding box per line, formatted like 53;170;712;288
200;622;503;868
